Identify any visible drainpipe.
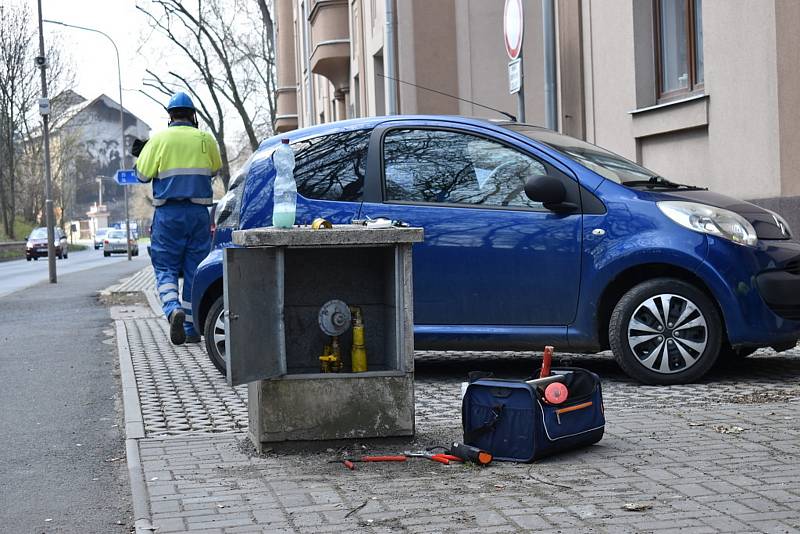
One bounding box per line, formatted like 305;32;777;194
542;0;557;130
384;0;398;115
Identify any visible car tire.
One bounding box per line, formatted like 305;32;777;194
57;252;63;259
609;278;722;385
133;249;139;257
203;296;227;376
26;257;31;262
103;251;110;257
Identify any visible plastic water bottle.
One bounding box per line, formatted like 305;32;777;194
272;139;296;228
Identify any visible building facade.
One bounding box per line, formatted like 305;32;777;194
50;91;150;224
274;0;800;228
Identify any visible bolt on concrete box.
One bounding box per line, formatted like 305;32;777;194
226;225;423;451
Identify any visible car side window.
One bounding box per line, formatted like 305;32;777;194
383;129;546;209
291;129;370;202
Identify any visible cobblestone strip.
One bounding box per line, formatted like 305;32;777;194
125;317;248;437
109;266;156;294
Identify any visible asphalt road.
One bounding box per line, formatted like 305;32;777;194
0;254;149;532
0;247;141;298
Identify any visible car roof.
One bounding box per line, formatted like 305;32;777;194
257;115;539;152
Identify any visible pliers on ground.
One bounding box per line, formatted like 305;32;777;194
403;451;463;465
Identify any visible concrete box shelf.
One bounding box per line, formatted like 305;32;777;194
224;225;423;450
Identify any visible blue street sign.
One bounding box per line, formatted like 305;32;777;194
115;169;140;185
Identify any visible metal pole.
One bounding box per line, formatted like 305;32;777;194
384;0;398;115
36;0;57;283
517;51;526;123
43;19;130;259
542;0;558;130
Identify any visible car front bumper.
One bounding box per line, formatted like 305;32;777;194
104;244;137;253
699;237;800;347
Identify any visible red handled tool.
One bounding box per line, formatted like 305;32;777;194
540;345;554;378
404;451;453;464
448;442;493;466
537;345;569;405
329;455;407;470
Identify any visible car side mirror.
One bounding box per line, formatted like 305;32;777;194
524;175;578;212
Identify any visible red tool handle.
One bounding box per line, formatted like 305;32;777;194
361;455;407;462
343;460;355;470
434;454;463;462
540;345;554;378
428;455;450;465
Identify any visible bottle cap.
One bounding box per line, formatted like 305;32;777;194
281;138;290;144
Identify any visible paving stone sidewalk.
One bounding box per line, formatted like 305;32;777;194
112;270;800;533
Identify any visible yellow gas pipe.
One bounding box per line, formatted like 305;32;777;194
350;306;367;372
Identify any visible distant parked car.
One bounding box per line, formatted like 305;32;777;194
103;229;139;257
26;227;68;261
93;227;110;249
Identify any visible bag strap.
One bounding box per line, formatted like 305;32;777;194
465;404;504;443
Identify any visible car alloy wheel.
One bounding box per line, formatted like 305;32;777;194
627;293;708;374
609;278;721;384
203;296;227;375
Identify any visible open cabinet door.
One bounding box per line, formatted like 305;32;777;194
223;247;287;386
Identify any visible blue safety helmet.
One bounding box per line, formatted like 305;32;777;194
166;92;195;111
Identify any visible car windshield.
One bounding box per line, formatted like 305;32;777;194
30;228;48;239
504;124;658;184
108;230;125;239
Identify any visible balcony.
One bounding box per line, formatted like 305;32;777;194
308;0;350;91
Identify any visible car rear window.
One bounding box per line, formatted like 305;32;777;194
291;129;370;202
108;231;125;239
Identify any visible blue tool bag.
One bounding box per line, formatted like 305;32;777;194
462;368;605;462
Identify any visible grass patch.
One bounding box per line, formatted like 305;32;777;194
0;249;23;261
0;218;35;242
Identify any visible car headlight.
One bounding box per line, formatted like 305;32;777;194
765;208;793;238
657;201;758;247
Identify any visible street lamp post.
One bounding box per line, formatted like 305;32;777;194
36;0;57;283
43;18;132;260
96;176;104;207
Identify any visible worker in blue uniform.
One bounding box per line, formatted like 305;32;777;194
135;92;222;345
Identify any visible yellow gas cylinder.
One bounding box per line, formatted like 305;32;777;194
351;307;367;372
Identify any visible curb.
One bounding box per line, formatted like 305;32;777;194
115;319;154;533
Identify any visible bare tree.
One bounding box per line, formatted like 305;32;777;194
136;0;277;191
0;3;73;237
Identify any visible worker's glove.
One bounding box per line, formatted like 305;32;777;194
131;138;148;157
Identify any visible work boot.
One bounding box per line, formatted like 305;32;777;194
169;310;186;345
185;334;201;344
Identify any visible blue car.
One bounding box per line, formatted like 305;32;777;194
193;116;800;384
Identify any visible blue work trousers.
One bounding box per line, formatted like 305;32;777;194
150;203;211;336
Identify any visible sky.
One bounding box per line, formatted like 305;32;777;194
37;0;178;133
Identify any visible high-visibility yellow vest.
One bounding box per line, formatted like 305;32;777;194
135;123;222;206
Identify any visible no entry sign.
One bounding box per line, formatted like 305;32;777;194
504;0;524;60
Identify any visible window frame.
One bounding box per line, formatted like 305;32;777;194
377;125;579;213
653;0;704;103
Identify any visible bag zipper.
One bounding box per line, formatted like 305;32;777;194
555;401;593;424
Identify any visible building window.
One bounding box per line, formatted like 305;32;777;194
655;0;703;101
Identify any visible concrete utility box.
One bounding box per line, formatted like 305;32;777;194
225;225;423;451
